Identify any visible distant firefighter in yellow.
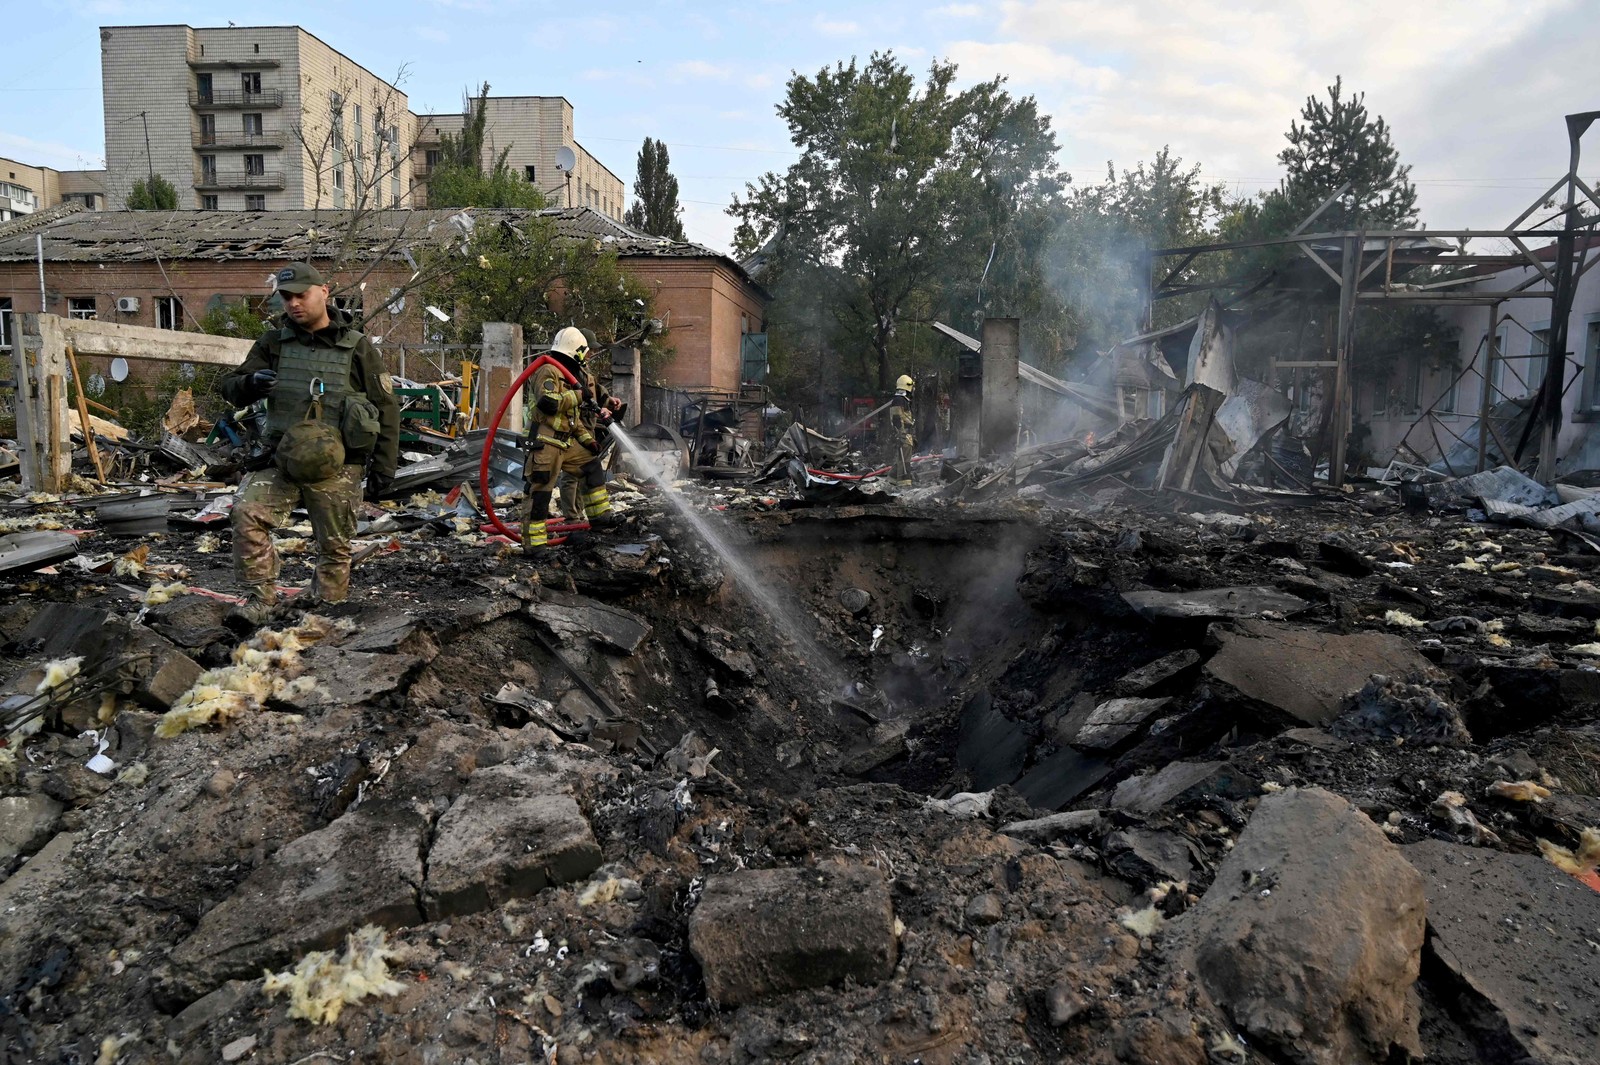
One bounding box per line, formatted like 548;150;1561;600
887;374;915;484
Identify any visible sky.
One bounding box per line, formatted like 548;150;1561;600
3;0;1597;255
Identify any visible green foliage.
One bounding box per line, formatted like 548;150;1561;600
426;83;546;209
731;52;1065;397
99;364;232;442
126;175;178;210
624;138;686;240
418;216;660;357
193;302;270;340
1271;76;1417;231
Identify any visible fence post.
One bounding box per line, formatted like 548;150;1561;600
14;313;70;492
480;323;524;434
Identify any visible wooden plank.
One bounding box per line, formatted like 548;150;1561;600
66;345;107;483
66;408;131;443
36;315;73;493
58;316;253;366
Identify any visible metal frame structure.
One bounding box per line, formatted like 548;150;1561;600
1147;112;1600;487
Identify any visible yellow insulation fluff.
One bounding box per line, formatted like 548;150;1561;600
194;532;223;554
1118;906;1164;937
1487;780;1551;802
1384;611;1427;630
155;619;333;738
141;582;188;606
1537;827;1600;876
36;657;84;694
262;925;406;1025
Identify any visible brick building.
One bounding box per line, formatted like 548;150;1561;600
0;205;766;394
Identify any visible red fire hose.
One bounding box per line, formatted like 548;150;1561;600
478;354;580;539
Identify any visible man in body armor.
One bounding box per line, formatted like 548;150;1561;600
521;326;622;549
219;263;401;625
888;373;915;484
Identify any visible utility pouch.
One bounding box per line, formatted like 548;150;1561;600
275;381;345;484
340;394;381;451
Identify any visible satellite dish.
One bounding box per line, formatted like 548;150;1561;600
555;146;576;173
110;358;130;382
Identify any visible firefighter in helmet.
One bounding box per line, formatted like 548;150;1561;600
888;373;915;484
521;326;621;549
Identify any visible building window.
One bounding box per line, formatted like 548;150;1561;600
241;71;262;95
253;43;260;54
1585;318;1600;410
1484;326;1513;399
243;112;263;136
425;148;441;172
244;154;265;176
201;194;218;210
332;166;345;191
200;154;217;183
1437;370;1458;414
245;194;265;210
68;297;97;320
525;165;536;183
198;113;216;144
1529;326;1551;397
332;294;363;317
156;296;183;330
196;72;213;103
0;297;12;350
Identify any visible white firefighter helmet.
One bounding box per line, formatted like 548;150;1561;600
895;374;914;393
551;326;590;359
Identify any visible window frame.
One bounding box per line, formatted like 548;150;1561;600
67;297;97;320
244;194;266;211
156;295;183;330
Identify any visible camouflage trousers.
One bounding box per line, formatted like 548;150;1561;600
233;464;362;604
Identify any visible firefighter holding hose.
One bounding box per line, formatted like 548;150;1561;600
521;326;622;549
888;373;915;484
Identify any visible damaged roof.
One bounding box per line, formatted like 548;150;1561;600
0;205;758;284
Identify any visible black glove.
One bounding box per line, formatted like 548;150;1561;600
578;437;600;455
364;471;393;501
245;368;277;399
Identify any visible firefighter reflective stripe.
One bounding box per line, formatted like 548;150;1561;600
582;485;611;517
522;519;550;549
535;434;573;449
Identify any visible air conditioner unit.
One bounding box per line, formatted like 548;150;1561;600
116;296;140;313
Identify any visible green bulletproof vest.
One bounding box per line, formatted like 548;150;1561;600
263;333;357;440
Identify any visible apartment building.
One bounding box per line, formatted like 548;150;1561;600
0;157;107;221
413;96;625;218
99;24;419;212
96;25;623;218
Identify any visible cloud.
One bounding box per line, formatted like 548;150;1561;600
0;131;102;172
672;59;734;81
935;3;984;15
814;16;860;36
945;40;1118;91
416;26;450;43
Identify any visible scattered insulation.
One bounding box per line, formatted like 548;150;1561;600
1118;906;1164;937
141;582;188;606
1430;790;1501;845
113;545;149;578
1383;611;1427;630
36;656;84;695
273;537;309;556
1487;780;1551;802
194;533;223;554
155;619;335;738
578;877;622;908
1536;827;1600;877
115;762;150;787
95;1034;137;1065
261;924;406;1025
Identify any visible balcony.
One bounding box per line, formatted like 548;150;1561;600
194;129;286;150
189;88;283;109
187;57;281;70
195;170;285;191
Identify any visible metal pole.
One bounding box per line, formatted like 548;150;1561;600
1329;233;1359;489
1478;302;1500;471
35;234;45;311
140;111;155;189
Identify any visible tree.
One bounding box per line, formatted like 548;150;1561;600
126;175;177;210
1272;76;1417;231
426;83;545;209
731;52;1063;395
624;138;686;240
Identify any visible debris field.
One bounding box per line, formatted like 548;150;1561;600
3;467;1600;1065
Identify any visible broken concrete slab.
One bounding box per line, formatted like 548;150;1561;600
1180;787;1424;1065
281;647;423;710
144;596;231;649
164;800;427;1003
1316;537;1375;577
0;794;64;870
1014;747;1112;812
1405;840;1600;1065
998;809;1102;843
1073;696;1172;751
1112;649;1202;696
836;719;910;776
120;626;203;712
529;591;651;655
423;767;602;919
1423;465;1555;511
1204;620;1434;726
957;691;1027;790
1104;827;1195;887
334;610;441;660
1122;586;1308;622
1111;760;1256;815
689;864;898;1007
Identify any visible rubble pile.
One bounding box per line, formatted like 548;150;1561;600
3;457;1600;1065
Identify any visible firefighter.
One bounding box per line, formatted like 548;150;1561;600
521;326;621;549
888;373;915;484
219;262;400;626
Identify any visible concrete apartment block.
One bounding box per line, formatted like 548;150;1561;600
99;24;418;212
0;158;107;221
414;96;624;219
